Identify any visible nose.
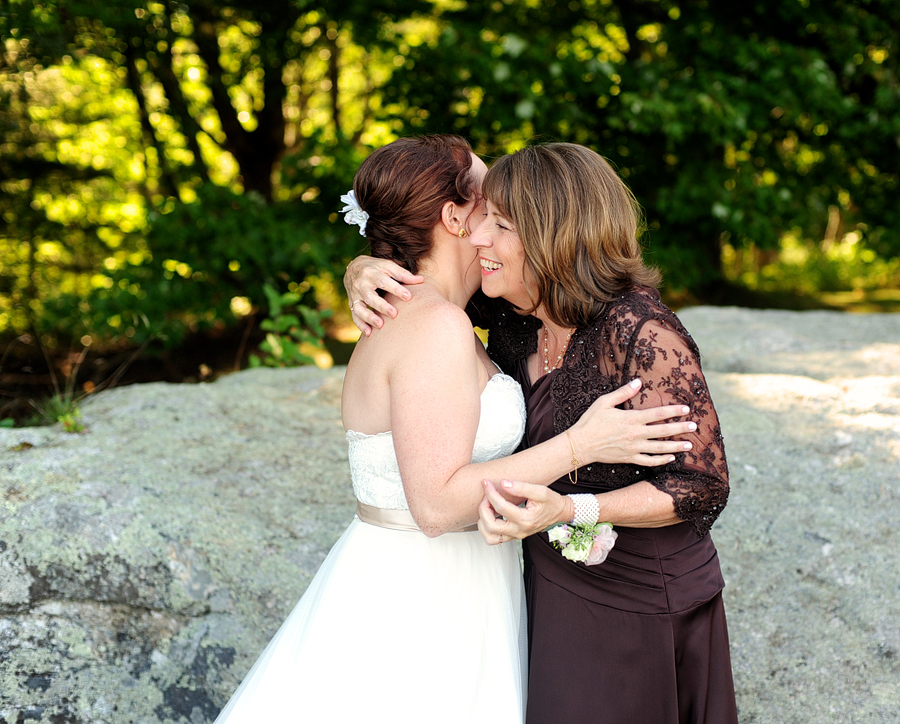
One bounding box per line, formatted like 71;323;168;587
469;214;492;249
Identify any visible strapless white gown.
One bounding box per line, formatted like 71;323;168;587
215;373;528;723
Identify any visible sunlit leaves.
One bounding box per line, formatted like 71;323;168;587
383;0;898;294
2;0;437;346
2;0;898;349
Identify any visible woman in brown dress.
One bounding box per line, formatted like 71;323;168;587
345;142;737;723
473;143;737;724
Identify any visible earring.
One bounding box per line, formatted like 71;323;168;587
458;229;468;238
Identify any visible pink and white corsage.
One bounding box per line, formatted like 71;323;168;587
547;522;617;565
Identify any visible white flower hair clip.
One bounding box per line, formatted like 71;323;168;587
339;190;369;236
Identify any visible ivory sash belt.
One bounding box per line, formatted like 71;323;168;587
355;501;478;533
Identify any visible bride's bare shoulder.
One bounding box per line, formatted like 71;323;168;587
389;287;473;339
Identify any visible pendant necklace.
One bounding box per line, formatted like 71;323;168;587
542;326;573;374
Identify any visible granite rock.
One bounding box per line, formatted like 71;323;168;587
677;307;900;723
1;308;898;723
1;368;354;723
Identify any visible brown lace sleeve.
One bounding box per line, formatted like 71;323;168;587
550;290;729;537
487;288;729;536
611;299;730;537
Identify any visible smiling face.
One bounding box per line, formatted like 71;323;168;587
469;200;536;309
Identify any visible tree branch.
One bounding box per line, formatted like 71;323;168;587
122;46;179;197
188;2;254;159
147;2;210;183
326;27;343;138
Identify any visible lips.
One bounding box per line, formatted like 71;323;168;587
480;258;502;271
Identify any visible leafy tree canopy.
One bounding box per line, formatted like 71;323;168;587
386;0;899;292
1;0;897;350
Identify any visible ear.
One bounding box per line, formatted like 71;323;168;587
439;201;465;236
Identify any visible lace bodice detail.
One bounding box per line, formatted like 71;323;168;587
346;373;526;510
486;289;729;538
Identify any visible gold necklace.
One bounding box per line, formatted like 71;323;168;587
542;326;573;374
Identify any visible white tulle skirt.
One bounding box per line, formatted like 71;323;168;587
215;517;527;723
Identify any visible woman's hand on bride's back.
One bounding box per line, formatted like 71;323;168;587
569;379;697;467
344;256;424;336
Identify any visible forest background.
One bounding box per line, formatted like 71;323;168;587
1;0;898;426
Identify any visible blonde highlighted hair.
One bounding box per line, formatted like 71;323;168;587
482;143;661;328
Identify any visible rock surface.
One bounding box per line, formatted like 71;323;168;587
678;307;900;723
1;307;898;723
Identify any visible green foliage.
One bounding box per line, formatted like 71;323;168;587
44;184;350;347
27;394;85;432
386;0;900;293
0;49;140;337
19;339;91;430
724;232;900;297
249;283;332;368
2;0;898;356
1;0;413;348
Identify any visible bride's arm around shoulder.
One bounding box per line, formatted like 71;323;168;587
387;297;485;537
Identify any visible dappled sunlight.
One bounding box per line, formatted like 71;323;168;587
711;368;900;470
717;372;842;414
722;231;900;303
734;342;900;382
834;377;900;410
2;0;898;444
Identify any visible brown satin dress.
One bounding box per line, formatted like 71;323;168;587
488;289;738;724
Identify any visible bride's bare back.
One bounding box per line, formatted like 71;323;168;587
342;285;494;436
341;283;509;535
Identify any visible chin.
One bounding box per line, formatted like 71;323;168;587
479;286;502;298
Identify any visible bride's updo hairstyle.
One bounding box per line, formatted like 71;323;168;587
353;135;476;275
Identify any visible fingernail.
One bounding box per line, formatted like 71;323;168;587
681;406;690;414
688;422;697;431
630;379;641;389
483;479;489;487
683;442;692;450
668;456;676;462
501;480;513;489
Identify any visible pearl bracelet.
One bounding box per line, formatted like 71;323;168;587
568;493;600;527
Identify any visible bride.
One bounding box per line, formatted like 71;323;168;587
214;135;694;723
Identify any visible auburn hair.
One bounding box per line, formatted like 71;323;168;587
482;143;661;328
353;135;475;274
